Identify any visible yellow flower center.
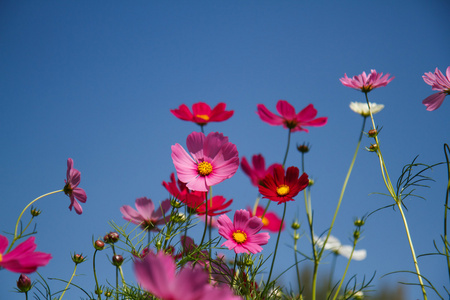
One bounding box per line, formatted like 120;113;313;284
196;114;210;121
276;184;290;196
361;84;373;93
261;216;269;226
198;161;213;176
0;253;2;262
233;230;247;244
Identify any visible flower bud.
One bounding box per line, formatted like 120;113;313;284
171;212;186;223
354;219;365;227
104;232;119;244
297;143;310;153
293;232;300;241
170;199;182;208
30;206;41;217
367;144;378;152
112;255;124;267
353;230;360;240
244;257;253;266
308;179;315;186
291;221;300;230
368;129;378;137
17;274;32;293
72;253;86;264
104;289;113;297
94;240;105;250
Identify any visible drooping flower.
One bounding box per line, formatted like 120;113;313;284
258;165;309;204
247;206;285;232
171;132;239;192
217;209;270;254
63;158;87;215
422;66;450;111
171;102;234;126
240;154;282;187
340;69;394;93
349;102;385;117
0;235;52;274
257;100;327;132
120;197;171;231
134;251;241;300
315;235;367;261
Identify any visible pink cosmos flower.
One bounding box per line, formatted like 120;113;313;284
63;158;87;215
247;206;285;233
257;100;327;132
120;197;171;231
171;102;234;126
217;209;270;254
196;196;233;216
134;251;241;300
171;132;239;192
340;69;394;93
0;235;52;273
241;154;282;187
422;66;450;111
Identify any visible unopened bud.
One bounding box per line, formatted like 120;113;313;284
294;233;300;240
72;253;86;264
30;206;41;217
171;199;182;208
308;179;314;186
353;230;360;240
291;221;300;230
104;289;113;297
104;232;120;244
17;274;32;293
94;240;105;250
112;255;124;267
354;219;365;227
297;143;310;153
171;212;186;223
368;129;378;137
367;144;378;152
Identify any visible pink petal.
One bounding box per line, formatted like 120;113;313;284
192;102;212;116
71;199;83;215
256;104;284;126
72;188;87;203
0;235;8;253
171;144;199;183
186;177;208;192
422;92;446;111
120;205;144;225
171;104;194;121
204;132;228;160
276;100;296;119
186;132;205;160
135;197;155;219
296;104;317;121
233;209;250;230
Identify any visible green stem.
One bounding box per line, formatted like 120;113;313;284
282;129;292;167
93;250;102;300
266;202;287;285
9;190;63;252
443;144;450;282
231;253;238;288
293;230;302;294
199;190;210;247
331;240;357;300
59;264;77;300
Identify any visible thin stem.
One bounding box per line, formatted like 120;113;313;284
282;129;292;167
252;194;261;216
93;250;102;300
199;190;210;246
231;253;238;288
9;190;63;252
331;240;357;300
397;202;427;299
443;143;450;282
293;230;302;294
266;202;287;285
59;264;77;300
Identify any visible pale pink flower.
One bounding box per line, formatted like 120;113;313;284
134;251;241;300
257;100;327;132
0;235;52;273
64;158;87;215
217;209;270;254
120;197;171;231
340;69;394;93
171;132;239;192
422;66;450;111
241;154;282;187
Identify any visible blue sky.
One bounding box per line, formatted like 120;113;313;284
1;1;449;299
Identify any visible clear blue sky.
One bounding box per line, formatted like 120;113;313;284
1;1;449;299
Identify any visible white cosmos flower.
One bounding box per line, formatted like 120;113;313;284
349;102;384;117
314;235;367;261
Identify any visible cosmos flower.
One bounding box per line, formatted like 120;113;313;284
171;102;234;126
217;209;270;254
163;173;206;208
63;158;87;215
171;132;239;192
258;165;309;204
349;102;385;117
134;251;241;300
120;197;171;231
196;196;233;216
247;205;285;232
240;154;282;187
0;235;52;274
315;235;367;261
422;66;450;111
257;100;327;132
340;69;394;93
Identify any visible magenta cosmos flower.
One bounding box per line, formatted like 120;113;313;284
63;158;87;215
134;251;241;300
171;132;239;192
241;154;282;187
259;165;309;204
171;102;234;126
257;100;327;132
217;209;270;254
422;66;450;111
340;69;394;93
247;205;285;233
0;235;52;273
120;197;171;231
